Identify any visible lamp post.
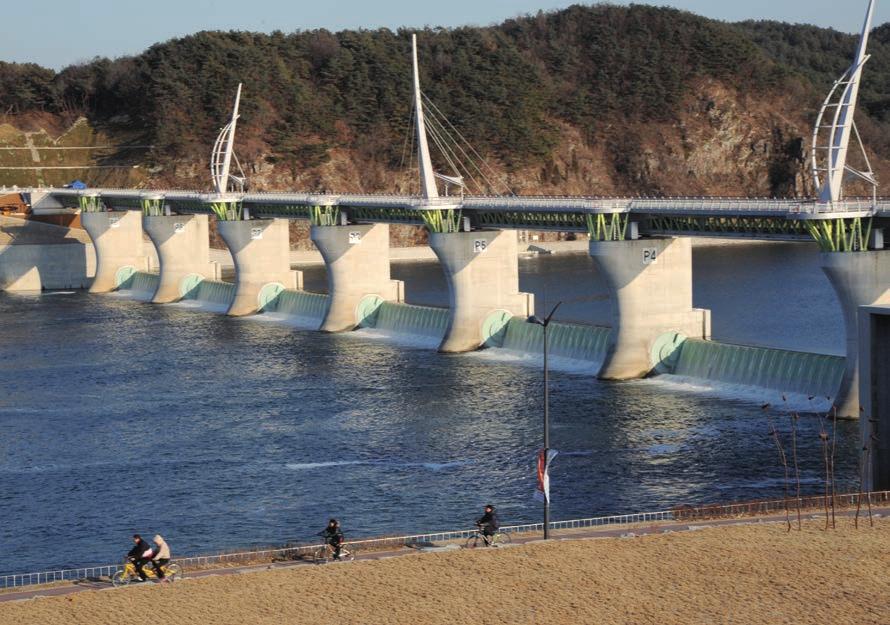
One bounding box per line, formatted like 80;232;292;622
528;301;562;539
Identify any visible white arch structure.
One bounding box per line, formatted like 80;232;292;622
812;0;878;205
211;83;246;194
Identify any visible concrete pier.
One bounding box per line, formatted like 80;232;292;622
590;237;710;379
822;251;890;418
218;219;301;316
81;211;149;293
429;230;533;353
143;215;219;303
310;224;403;332
858;304;890;490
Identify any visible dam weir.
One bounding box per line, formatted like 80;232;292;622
114;273;844;409
670;339;844;401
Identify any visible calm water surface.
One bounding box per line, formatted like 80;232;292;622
0;241;855;575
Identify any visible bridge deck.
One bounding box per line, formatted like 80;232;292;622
9;188;888;243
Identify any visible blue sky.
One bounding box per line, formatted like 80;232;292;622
2;0;884;69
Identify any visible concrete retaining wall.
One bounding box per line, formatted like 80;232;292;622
0;243;93;291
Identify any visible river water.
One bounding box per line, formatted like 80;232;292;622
0;241;857;575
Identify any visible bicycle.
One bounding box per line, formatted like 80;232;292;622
464;528;511;549
111;559;182;586
313;541;356;564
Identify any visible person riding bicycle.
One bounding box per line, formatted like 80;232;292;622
127;534;154;581
475;505;499;545
151;534;171;581
320;518;345;560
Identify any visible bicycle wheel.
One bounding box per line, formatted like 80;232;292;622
313;546;329;564
492;532;512;546
164;562;183;581
111;570;130;587
338;547;355;562
464;534;482;549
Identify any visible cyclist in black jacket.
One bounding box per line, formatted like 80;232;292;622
475;505;499;544
127;534;154;581
321;519;345;560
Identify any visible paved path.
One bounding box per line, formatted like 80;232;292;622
2;506;885;605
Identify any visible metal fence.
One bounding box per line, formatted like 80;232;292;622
3;490;887;591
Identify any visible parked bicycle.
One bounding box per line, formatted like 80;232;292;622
112;559;182;586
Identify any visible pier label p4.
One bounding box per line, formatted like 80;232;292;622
643;248;658;265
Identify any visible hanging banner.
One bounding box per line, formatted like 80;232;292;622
534;449;558;503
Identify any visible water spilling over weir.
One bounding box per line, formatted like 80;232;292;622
116;271;159;301
115;272;845;408
361;302;450;342
262;289;329;328
493;318;612;370
181;278;236;312
667;339;844;401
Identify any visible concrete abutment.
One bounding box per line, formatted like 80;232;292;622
310;223;403;332
429;229;534;353
143;214;219;303
822;251;890;419
590;237;710;379
81;211;149;293
218;219;301;316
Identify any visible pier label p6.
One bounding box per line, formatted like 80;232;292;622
349;231;362;245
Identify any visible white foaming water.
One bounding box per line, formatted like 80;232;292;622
251;312;322;331
470;348;604;377
170;299;230;314
643;374;833;414
351;327;443;350
113;288;155;303
42;291;76;296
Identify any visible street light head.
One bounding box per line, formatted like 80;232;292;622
528;315;544;326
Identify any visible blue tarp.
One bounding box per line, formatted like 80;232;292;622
65;180;87;189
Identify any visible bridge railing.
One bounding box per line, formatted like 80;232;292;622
629;198;804;213
10;187;890;217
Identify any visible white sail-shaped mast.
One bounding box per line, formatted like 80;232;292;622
815;0;876;203
211;83;242;194
412;34;439;200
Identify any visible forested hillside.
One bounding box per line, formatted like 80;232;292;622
0;4;885;197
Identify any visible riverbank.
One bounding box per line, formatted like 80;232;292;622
2;517;886;625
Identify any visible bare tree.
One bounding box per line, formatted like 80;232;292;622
765;405;791;532
818;415;831;530
829;407;838;529
790;412;802;530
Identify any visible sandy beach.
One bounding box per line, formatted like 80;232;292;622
2;517;888;625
